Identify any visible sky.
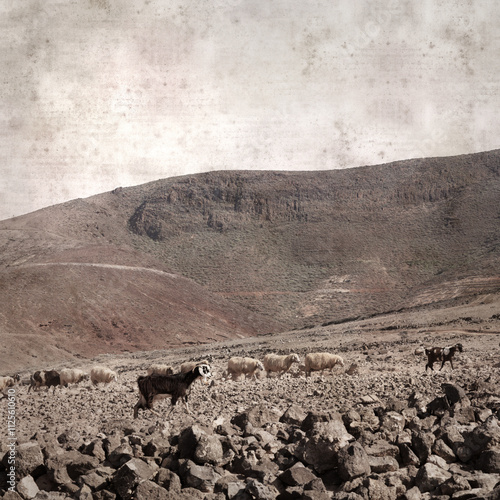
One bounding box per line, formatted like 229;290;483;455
1;0;499;221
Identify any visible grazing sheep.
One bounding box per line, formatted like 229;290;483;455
425;343;463;371
0;375;18;392
59;369;88;387
304;352;345;377
147;364;174;376
134;364;212;419
90;366;118;385
227;357;264;381
263;353;300;376
180;359;209;374
28;370;60;393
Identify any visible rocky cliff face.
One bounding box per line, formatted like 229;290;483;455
123;151;500;328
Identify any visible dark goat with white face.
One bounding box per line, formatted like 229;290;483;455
134;364;212;419
425;343;463;371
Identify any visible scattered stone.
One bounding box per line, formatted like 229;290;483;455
279;463;318;486
414;462;452;493
156;468;182;493
280;404;308;426
368;455;399;473
112;458;156;499
134;480;169;500
4;442;44;479
337;442;371;481
17;475;40;499
179;459;221;493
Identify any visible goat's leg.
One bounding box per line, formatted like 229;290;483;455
134;394;146;419
182;394;192;414
142;395;161;418
164;395;179;418
148;408;162;418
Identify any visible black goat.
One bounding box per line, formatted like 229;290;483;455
133;364;211;419
28;370;60;393
425;343;463;371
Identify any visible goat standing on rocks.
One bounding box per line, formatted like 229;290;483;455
425;343;463;371
134;364;212;419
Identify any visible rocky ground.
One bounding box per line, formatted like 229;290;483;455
1;323;500;499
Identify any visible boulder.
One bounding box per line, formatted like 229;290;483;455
143;437;170;459
280;405;308;426
134;480;170;499
194;434;224;466
245;478;279;500
414;463;452;493
432;438;456;463
156;468;182;493
403;486;422;500
464;416;500;455
293;435;339;473
178;459;221;493
475;449;500;473
364;440;399;459
442;383;469;406
63;451;100;481
229;453;279;482
178;425;224;466
4;442;44;479
439;475;471;496
368;455;399;473
80;440;106;462
279;463;318;486
364;477;398;500
231;405;281;430
379;411;406;437
106;442;134;469
411;431;435;463
112;458;156;499
78;470;108;491
1;492;23;500
337;442;371;481
74;484;93;500
17;475;40;499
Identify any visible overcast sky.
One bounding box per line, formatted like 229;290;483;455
1;0;499;220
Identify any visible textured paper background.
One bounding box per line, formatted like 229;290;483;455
1;0;498;220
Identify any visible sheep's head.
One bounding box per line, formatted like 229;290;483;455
291;353;300;363
256;361;264;371
456;343;463;353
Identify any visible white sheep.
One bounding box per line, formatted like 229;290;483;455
59;369;88;387
263;353;300;376
227;357;264;381
304;352;345;377
180;359;209;374
90;366;118;385
147;364;174;376
0;376;16;392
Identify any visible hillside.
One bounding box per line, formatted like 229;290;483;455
1;150;500;371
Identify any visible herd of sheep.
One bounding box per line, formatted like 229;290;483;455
0;351;343;395
0;345;463;420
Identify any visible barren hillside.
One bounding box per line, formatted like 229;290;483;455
1;150;499;371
